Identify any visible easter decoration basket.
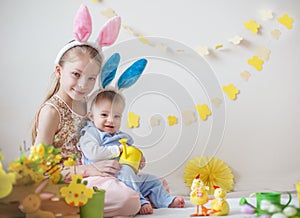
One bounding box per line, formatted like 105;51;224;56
0;143;104;218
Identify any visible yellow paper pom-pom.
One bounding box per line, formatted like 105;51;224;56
184;156;234;194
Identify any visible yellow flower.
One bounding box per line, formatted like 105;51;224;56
8;143;69;184
29;144;45;160
49;168;62;184
47;145;54;154
63;156;77;167
54;154;62;164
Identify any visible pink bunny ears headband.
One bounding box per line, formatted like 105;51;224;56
54;4;121;64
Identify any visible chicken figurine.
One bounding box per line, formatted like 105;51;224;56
210;186;230;216
190;174;210;216
60;174;94;207
0;152;16;199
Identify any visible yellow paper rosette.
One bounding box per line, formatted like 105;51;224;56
184;156;234;194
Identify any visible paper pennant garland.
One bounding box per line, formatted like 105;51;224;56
248;55;264;71
168;115;178;126
278;14;294;29
244;20;260;34
195;104;211;121
195;45;210;56
240;71;251;81
228;35;243;45
98;8;293;128
154;43;168;52
121;24;134;35
150;116;160;127
271;29;281;40
127;112;140;128
121;23;173;51
260;10;273;21
222;84;240;100
182;110;197;125
211;97;222;108
101;8;117;18
215;44;223;50
254;46;271;61
138;34;150;44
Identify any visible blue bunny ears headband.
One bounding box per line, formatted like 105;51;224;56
88;53;148;110
100;53;147;90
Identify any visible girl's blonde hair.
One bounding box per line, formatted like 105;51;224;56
32;44;103;144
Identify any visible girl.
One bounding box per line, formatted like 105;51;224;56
32;5;140;217
32;43;140;218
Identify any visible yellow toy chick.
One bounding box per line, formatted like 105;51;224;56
210;186;230;216
190;174;210;216
60;174;94;207
0;153;16;199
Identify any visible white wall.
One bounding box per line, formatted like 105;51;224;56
1;0;299;195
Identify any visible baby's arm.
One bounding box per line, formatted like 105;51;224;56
79;132;121;162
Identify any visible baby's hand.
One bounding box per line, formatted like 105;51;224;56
139;156;146;169
119;145;123;155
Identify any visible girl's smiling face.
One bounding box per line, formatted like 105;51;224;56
56;54;100;103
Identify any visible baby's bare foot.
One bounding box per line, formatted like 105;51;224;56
168;197;185;208
139;204;153;215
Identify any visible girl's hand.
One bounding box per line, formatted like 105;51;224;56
139;156;146;169
89;160;122;177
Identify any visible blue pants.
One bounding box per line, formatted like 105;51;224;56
117;165;175;208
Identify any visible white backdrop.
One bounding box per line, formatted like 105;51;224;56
1;0;299;195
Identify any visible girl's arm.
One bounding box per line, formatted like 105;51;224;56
61;159;122;180
34;105;60;146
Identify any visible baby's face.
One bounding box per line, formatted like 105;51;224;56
91;98;124;134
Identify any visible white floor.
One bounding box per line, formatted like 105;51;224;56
135;193;299;218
